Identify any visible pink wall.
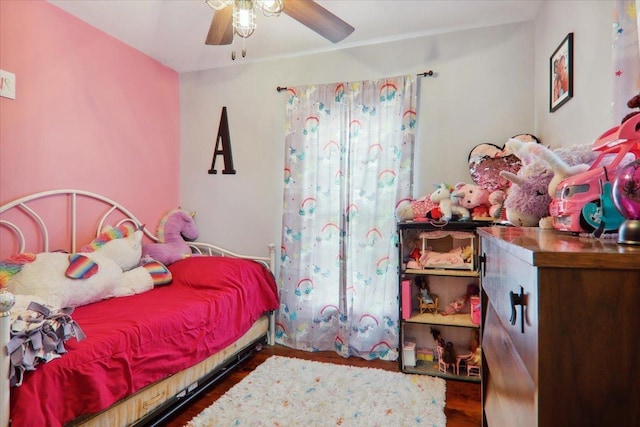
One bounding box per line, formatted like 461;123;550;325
0;1;180;256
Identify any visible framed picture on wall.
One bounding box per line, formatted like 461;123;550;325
549;33;573;112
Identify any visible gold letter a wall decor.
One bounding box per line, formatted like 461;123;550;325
208;106;236;175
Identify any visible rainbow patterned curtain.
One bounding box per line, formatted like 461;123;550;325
277;76;417;360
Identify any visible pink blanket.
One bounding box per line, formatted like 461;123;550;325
420;246;466;266
9;257;279;427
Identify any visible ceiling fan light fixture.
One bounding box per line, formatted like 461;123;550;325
233;0;257;38
205;0;354;58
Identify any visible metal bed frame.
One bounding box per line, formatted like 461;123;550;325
0;189;276;427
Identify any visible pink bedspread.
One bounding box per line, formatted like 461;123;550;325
9;257;279;427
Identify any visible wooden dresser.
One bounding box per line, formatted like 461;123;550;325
478;226;640;427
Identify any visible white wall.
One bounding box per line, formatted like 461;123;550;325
534;0;614;147
180;22;535;257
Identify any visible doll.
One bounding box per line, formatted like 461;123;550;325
430;327;445;350
441;283;479;316
442;341;457;365
406;238;423;269
414;276;433;303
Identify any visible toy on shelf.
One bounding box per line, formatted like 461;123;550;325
488;189;507;219
500;138;598;227
429;183;470;221
468;133;539;193
613;159;640;244
418;230;475;270
405;238;423;269
430;327;445;349
441;283;479;316
441;341;457;366
452;182;506;220
415;276;438;314
550;113;640;235
464;330;482;376
396;196;439;221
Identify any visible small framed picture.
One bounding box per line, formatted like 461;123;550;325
549;33;573;112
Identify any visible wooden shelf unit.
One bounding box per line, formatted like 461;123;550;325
398;220;488;383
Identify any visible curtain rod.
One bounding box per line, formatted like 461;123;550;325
276;70;435;92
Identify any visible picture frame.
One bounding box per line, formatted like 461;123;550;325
549;33;573;112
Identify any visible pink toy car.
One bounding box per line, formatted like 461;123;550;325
550;114;640;234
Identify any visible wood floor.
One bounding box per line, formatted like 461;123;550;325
163;343;482;426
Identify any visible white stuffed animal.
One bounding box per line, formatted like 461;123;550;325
1;224;169;310
429;183;470;221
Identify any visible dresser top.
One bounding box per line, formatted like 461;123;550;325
478;226;640;270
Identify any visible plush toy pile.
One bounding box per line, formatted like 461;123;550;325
430;183;470;221
499;139;598;227
0;224;171;311
396;134;537;223
452;182;506;220
0;223;174;387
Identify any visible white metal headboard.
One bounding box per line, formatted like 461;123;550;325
0;188;274;267
0;189;158;254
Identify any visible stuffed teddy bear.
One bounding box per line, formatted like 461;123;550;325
0;224;171;310
429;183;470;221
142;209;199;265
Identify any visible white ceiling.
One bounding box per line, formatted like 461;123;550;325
48;0;542;73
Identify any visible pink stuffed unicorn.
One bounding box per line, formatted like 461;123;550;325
142;209;199;265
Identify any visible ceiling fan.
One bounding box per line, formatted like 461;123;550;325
205;0;355;49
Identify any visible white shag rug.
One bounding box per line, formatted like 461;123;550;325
186;355;447;427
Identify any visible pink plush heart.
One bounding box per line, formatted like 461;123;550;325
468;144;521;192
468;134;539;193
468;133;540;192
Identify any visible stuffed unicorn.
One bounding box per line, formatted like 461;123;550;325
429;183;470;221
499;139;598;227
0;224;170;310
142;209;199;265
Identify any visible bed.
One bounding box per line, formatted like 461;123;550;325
0;189;279;427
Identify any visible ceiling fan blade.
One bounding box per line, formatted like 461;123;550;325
283;0;354;44
205;6;233;45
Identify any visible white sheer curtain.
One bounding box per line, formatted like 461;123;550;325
613;0;640;120
276;76;417;360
